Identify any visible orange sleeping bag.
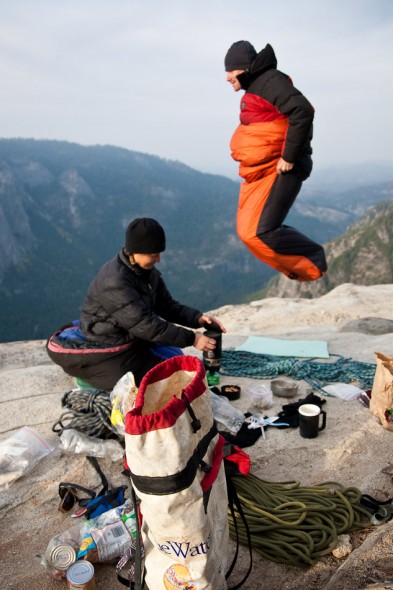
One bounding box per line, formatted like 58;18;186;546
230;120;325;281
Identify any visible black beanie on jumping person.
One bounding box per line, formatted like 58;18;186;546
125;218;166;254
224;40;257;71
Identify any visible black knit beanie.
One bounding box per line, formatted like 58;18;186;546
224;40;257;71
125;218;166;254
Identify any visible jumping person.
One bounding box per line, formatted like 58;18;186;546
225;40;327;281
46;218;225;389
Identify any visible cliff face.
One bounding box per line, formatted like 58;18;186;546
0;161;37;276
0;138;392;342
0;140;249;340
264;200;393;299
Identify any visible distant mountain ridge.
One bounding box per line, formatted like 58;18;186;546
0;138;392;342
262;199;393;299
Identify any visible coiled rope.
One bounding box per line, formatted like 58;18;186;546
52;389;118;438
221;351;376;393
228;474;370;566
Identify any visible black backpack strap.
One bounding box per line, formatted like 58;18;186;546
86;455;110;490
129;482;145;590
115;482;145;589
225;473;253;590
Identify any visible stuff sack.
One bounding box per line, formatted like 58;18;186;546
370;352;393;431
124;354;229;590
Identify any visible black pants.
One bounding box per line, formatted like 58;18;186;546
256;171;327;272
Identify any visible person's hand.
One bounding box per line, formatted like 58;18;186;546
198;315;227;333
276;157;294;174
194;332;218;352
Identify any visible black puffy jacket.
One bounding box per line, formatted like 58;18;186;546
237;43;314;166
80;249;202;348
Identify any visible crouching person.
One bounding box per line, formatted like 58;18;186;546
46;218;225;390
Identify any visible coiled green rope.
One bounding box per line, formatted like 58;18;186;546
228;474;370;566
221;352;376;393
52;389;118;438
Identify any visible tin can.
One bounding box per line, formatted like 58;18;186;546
49;544;76;575
66;561;96;590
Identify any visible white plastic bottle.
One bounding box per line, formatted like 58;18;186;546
209;390;245;433
58;429;124;461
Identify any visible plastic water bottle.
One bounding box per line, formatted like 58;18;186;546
209;390;245;433
58;429;124;461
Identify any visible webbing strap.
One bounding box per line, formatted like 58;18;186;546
225;474;253;590
129;423;218;495
86;455;110;490
183;392;202;433
130;483;145;590
116;484;145;589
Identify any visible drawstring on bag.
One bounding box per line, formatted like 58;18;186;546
182;391;202;432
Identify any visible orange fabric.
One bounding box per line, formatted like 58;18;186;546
231;121;323;281
230;119;288;182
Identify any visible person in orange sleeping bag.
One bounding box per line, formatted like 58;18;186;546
225;40;327;281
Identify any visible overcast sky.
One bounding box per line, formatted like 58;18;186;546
1;0;392;179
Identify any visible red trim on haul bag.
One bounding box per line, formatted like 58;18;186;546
201;434;226;492
125;355;207;435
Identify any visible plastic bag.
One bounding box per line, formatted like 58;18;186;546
246;384;274;410
0;427;53;490
40;522;82;580
370;353;393;430
322;383;364;401
110;372;138;437
78;499;137;562
209;389;245;432
41;500;136;579
59;429;123;461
